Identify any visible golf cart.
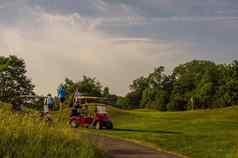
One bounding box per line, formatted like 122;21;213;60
69;96;113;130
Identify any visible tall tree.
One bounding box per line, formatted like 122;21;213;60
140;66;168;109
61;76;112;106
0;55;35;108
124;59;238;111
78;76;102;97
103;87;110;97
217;61;238;106
129;76;148;107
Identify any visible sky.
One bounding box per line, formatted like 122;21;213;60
0;0;238;95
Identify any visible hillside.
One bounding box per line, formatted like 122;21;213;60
94;106;238;158
1;101;237;158
0;103;107;158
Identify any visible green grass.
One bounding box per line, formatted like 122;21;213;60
3;101;237;158
94;106;238;158
0;103;107;158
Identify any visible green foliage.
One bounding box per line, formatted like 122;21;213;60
102;87;110;97
62;76;103;97
116;96;130;109
0;55;35;108
78;76;102;97
124;59;238;111
219;80;238;106
60;76;115;107
129;66;171;109
140;88;155;107
129;76;148;106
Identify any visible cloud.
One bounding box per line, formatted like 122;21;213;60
0;9;191;95
0;1;237;97
150;16;238;22
101;0;238;18
3;1;237;96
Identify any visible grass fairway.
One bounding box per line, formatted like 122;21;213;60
0;103;107;158
95;106;238;158
2;101;237;158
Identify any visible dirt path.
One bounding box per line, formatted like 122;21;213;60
86;134;184;158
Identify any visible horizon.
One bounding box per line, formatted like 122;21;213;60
0;0;238;96
6;54;237;96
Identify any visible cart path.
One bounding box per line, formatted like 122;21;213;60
85;134;184;158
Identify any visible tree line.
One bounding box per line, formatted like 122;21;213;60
0;55;117;110
117;60;238;111
60;77;117;107
0;55;237;111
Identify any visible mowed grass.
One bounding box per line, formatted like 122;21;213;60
95;106;238;158
0;103;107;158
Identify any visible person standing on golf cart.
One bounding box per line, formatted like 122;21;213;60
57;84;66;111
70;89;82;117
74;89;81;108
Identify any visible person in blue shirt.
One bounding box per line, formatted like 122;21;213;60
57;84;66;111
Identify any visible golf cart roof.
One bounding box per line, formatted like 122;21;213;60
78;96;109;101
79;96;102;99
19;95;45;99
78;96;109;106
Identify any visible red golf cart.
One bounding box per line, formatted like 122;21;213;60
69;96;113;130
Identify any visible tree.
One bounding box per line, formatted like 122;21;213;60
122;59;238;111
62;76;103;97
78;76;102;97
0;55;35;108
140;88;157;108
227;60;238;105
103;87;110;97
64;78;76;95
116;96;130;109
129;76;148;107
216;61;238;106
169;60;218;110
60;76;112;106
148;66;165;89
122;66;172;110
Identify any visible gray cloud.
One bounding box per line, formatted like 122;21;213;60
0;0;238;95
102;0;238;17
0;9;190;95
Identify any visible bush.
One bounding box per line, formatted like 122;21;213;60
116;97;130;109
167;95;187;111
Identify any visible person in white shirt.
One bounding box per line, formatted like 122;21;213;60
74;89;81;108
44;94;54;112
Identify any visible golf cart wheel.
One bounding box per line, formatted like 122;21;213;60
70;120;78;128
96;121;102;130
106;122;113;130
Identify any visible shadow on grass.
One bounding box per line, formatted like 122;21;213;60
112;128;182;134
